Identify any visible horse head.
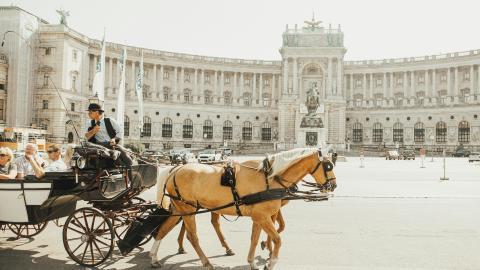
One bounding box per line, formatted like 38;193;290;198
309;149;337;192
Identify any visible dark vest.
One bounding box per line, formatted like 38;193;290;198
88;118;117;143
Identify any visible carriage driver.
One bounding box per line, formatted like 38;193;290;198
84;103;133;166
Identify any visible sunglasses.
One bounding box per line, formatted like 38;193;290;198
47;150;58;153
0;154;7;157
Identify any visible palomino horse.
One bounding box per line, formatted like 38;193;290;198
150;148;336;269
176;209;286;256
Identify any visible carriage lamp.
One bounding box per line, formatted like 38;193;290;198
70;155;87;169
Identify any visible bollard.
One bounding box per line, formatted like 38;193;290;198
359;150;365;168
440;150;449;181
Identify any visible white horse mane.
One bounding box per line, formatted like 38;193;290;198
257;148;319;177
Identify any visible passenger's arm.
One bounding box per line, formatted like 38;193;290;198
27;155;45;178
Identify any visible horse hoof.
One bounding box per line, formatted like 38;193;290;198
260;241;266;250
204;263;214;270
225;249;235;256
151;261;162;268
177;247;187;254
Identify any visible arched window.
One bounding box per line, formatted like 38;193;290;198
204;90;213;104
458;121;470;143
393;122;403;143
242;121;252;141
372;122;383;143
224;91;232;105
162;117;172;138
352;122;363;143
261;122;272;141
436;121;447;143
414;122;425;143
183;119;193;139
243;92;251;106
223;120;233;140
142;116;152;137
203;119;213;139
124;115;130;137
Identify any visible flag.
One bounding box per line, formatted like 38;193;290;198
92;31;106;102
135;51;144;133
116;46;127;143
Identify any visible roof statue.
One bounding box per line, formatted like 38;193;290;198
56;8;70;26
304;12;322;31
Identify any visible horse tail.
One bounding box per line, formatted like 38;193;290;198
156;165;174;208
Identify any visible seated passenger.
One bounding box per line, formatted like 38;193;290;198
63;144;75;169
16;143;47;179
30;144;67;178
0;147;17;180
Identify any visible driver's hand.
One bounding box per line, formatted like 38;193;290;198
109;138;117;146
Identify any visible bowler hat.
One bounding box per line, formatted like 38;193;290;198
87;103;104;112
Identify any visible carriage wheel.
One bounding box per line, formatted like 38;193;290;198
63;207;114;267
113;197;153;247
8;222;48;238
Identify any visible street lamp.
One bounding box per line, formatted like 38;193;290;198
88;92;102;106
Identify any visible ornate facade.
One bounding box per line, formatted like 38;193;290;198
1;6;479;152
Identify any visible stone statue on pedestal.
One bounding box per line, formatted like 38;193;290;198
300;82;323;128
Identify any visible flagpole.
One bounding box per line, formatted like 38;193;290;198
116;46;127;144
135;50;144;140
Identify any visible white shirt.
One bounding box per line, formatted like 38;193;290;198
15;155;47;176
86;116;121;143
45;159;67;172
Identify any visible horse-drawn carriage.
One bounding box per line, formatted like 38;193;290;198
0;143;160;266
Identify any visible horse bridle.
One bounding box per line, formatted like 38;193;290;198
310;150;336;191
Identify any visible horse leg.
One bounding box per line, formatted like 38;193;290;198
177;222;187;254
247;221;262;270
149;215;181;268
211;212;235;256
259;217;282;270
182;215;213;269
261;213;277;255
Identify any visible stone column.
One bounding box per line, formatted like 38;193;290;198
271;74;276;105
159;65;164;101
200;69;205;96
220;71;225;97
383;73;387;98
259;73;263;106
403;71;408;97
327;57;332;95
425;70;429;98
431;69;436;97
454;66;458;97
283;58;288;94
252;73;257;104
477;65;480;94
293;58;298;94
447;67;452;96
410;71;414;97
368;73;375;99
470;65;474;95
180;67;184;95
152;64;157;99
214;70;218;98
233;72;237;98
362;73;366;99
240;72;244;97
336;58;342;96
389;72;394;98
194;69;198;97
350;74;354;100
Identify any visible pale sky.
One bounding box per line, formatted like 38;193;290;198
2;0;479;61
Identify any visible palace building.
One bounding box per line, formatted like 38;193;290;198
1;6;479;152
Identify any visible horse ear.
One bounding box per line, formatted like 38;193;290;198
317;148;324;160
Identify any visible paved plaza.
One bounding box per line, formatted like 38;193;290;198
1;156;480;270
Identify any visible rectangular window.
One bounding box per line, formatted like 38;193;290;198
203;126;213;139
185;73;191;82
0;84;5;90
72;75;77;90
162;124;172;138
376;79;382;87
205;74;210;83
42;100;49;109
355;80;362;87
264;79;270;86
0;101;4;121
372;129;383;143
441;74;447;82
414;128;425;143
242;127;252;141
163;71;169;79
73;50;78;62
225;76;230;84
45;47;51;55
70;102;75;112
43;74;49;87
464;72;470;81
261;128;271;141
245;79;250;86
183;125;193;138
352;129;362;143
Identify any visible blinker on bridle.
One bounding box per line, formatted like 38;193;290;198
310;150;336;189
